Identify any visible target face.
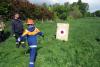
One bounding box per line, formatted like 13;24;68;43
56;23;69;41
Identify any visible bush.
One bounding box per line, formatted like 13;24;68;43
68;9;82;19
0;0;54;20
94;10;100;17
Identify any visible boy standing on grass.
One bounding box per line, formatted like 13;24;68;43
11;13;25;48
17;18;44;67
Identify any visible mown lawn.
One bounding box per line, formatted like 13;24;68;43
0;17;100;67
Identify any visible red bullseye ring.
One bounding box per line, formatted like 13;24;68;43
61;30;64;34
58;29;66;36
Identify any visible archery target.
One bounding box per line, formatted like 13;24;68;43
56;23;69;41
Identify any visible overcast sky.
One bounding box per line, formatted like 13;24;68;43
28;0;100;12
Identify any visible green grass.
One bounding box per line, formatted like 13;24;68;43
0;17;100;67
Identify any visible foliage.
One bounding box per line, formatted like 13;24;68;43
94;10;100;17
68;5;82;19
0;0;10;19
77;0;89;16
47;0;89;20
0;0;91;20
0;0;54;20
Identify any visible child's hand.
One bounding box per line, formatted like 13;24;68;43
17;37;21;42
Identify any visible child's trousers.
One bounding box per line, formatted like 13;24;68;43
29;46;37;67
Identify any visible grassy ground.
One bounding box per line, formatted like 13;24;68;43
0;17;100;67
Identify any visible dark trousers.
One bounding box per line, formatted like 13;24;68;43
0;31;4;42
29;47;37;67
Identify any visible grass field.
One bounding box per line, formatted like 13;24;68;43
0;17;100;67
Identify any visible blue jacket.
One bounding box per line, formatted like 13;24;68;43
17;25;43;47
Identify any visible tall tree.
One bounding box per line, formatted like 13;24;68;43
77;0;89;16
77;0;89;15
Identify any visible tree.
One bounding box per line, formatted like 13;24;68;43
0;0;54;20
53;5;68;20
94;10;100;17
42;3;48;8
77;0;89;16
68;5;82;19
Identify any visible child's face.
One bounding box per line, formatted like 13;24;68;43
15;14;19;19
27;24;35;27
27;24;35;31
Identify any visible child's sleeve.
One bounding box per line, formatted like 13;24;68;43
36;28;44;36
22;29;28;36
17;29;28;42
